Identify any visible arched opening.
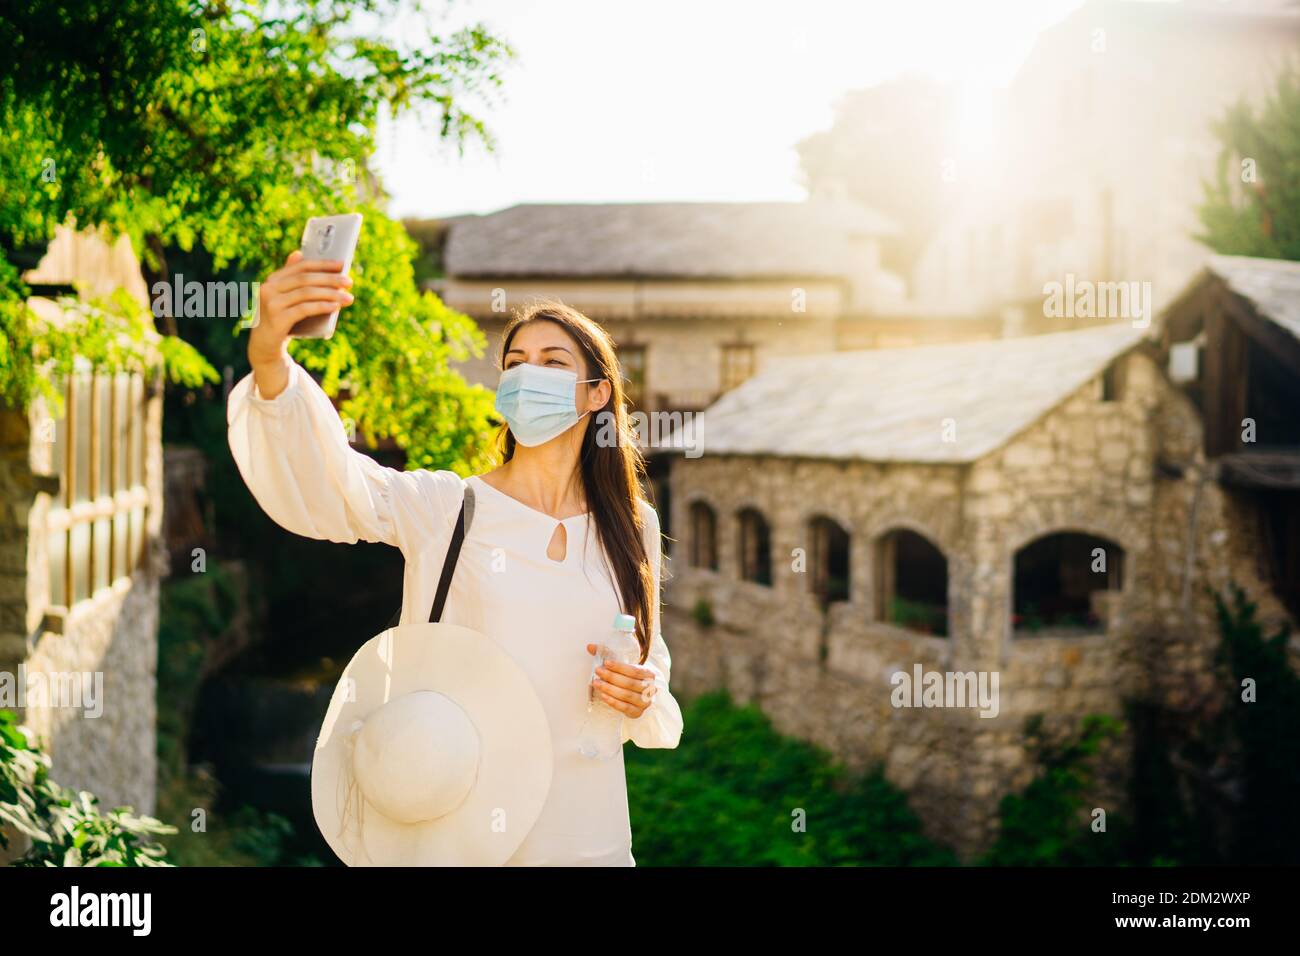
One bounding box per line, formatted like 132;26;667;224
738;507;772;586
1013;531;1124;635
875;529;948;636
688;501;717;570
809;516;850;605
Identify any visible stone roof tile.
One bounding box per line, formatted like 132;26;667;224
675;322;1149;463
1207;254;1300;347
443;200;898;279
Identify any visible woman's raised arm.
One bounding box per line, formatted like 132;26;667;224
227;251;462;557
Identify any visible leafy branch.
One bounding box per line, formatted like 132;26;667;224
1;708;178;867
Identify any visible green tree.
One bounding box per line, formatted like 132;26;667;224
0;0;513;472
1197;63;1300;262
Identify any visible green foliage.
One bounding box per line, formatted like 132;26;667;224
1197;62;1300;260
0;0;513;473
155;762;326;868
979;713;1128;866
292;211;498;473
6;285;218;416
985;582;1300;866
1113;585;1300;866
1211;583;1300;862
224;805;324;868
1015;601;1045;632
0;709;178;866
1122;698;1218;866
888;595;947;636
401;217;453;286
822;575;849;604
0;256;41;410
155;565;244;799
624;690;956;866
154;569;327;866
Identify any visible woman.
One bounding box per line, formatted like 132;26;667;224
227;251;683;866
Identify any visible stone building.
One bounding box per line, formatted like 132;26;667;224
429;199;1007;414
0;226;165;861
655;303;1299;859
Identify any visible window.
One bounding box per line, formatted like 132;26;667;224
1013;531;1124;635
618;343;647;408
809;516;850;605
720;343;755;392
46;367;149;610
875;529;948;636
1101;361;1123;402
1168;341;1199;384
689;501;717;570
737;507;772;586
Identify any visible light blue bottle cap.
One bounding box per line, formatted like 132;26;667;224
613;613;636;631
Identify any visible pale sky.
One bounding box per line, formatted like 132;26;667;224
374;0;1091;219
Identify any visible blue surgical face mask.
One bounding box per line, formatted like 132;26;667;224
494;362;603;447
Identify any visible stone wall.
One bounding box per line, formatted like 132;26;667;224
660;347;1298;859
1145;379;1299;711
0;376;165;863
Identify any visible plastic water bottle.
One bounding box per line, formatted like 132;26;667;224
578;613;641;760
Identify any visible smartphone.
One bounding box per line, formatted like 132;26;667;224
287;213;362;339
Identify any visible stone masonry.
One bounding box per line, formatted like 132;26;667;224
0;378;165;863
659;347;1299;859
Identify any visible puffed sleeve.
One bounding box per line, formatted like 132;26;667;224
621;499;684;749
226;356;464;559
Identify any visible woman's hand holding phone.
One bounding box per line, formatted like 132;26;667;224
248;251;354;400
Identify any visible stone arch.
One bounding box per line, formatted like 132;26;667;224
865;513;959;558
806;513;851;605
873;525;951;637
797;499;856;537
1011;528;1126;636
1006;513;1138;560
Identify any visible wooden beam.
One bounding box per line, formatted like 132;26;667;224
1220;285;1300;375
1218;451;1300;490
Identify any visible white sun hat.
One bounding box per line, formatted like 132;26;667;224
311;621;553;866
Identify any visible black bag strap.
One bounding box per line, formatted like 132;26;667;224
385;483;474;629
428;498;467;623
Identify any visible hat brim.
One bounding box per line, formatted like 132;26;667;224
311;622;553;866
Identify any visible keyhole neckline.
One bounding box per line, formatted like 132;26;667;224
468;473;591;524
545;521;568;564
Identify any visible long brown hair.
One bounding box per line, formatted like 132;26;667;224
497;300;654;665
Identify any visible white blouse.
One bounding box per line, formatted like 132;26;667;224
226;357;684;866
